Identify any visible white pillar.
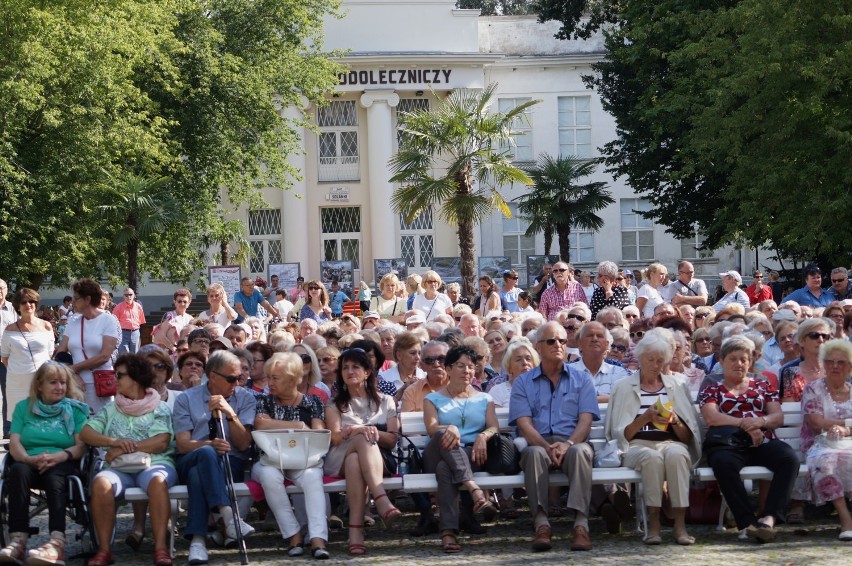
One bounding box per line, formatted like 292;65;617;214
281;102;310;275
360;90;400;274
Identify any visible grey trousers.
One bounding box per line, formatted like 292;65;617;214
520;435;593;517
423;430;482;532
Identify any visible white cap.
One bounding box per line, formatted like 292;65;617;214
719;270;742;284
771;310;798;322
406;313;426;325
362;311;380;321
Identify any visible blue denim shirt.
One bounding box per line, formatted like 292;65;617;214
784;285;833;308
508;363;600;438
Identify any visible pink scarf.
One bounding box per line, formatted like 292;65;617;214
115;388;161;417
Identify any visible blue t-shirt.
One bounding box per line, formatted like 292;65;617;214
233;288;265;317
500;287;521;312
329;290;349;315
425;391;492;445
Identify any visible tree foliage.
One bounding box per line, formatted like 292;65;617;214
0;0;342;290
456;0;534;16
535;0;852;267
389;84;538;297
514;154;613;263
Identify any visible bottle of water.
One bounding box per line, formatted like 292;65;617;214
398;456;409;475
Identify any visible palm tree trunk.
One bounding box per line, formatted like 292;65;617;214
458;218;476;300
127;241;139;291
543;230;553;256
220;240;230;265
557;222;571;264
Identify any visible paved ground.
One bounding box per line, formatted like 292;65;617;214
15;492;852;565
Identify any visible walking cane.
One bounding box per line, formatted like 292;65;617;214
211;410;250;565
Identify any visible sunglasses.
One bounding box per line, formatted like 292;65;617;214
422;355;446;365
753;275;763;279
694;337;712;343
616;277;624;281
539;338;568;346
552;268;568;273
152;362;168;371
211;370;240;383
610;344;628;353
123;293;134;297
565;313;586;322
318;356;338;364
805;332;831;341
21;300;38;305
695;313;710;319
299;354;312;364
831;278;847;284
630;331;645;339
308;286;320;291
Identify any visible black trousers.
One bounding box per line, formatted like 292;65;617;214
707;439;799;529
6;459;77;534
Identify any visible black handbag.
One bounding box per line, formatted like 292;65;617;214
703;425;752;452
485;433;520;475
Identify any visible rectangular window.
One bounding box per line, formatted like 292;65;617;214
681;231;710;259
317;101;359;182
400;209;434;270
558;96;592;158
569;231;596;263
396;98;430;147
502;204;535;266
321;207;361;269
498;98;533;162
620;198;654;261
248;209;282;275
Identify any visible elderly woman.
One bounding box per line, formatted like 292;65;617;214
339;314;361;335
1;288;55;416
461;336;493;391
606;328;701;545
376;325;400;372
423;345;497;553
712;272;750;312
590;261;631;319
316;345;341;394
446;281;469;307
289;343;330;402
413;271;453;322
698;335;799;543
245;342;275;397
798;340;852;539
490;338;539;409
824;304;847;339
636;263;670;319
252;352;329;558
176;351;207;390
370;273;406;323
244;316;267;344
378;331;425;400
780;318;831;403
324;348;401;556
475;276;501;317
143;350;182;409
55;278;121;413
669;330;705;392
300;280;333;325
0;363;88;565
81;354;176;566
484;328;508;379
198;283;238;327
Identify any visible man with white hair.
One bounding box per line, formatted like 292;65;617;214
539;262;588;321
712;271;750;312
299;318;318;339
458;313;484;337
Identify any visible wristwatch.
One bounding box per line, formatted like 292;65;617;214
565;439;575;447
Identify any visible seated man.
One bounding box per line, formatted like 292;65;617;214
509;321;600;552
172;351;257;565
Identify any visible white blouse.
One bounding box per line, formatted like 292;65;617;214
1;329;55;375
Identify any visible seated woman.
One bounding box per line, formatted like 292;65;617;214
800;339;852;540
0;363;88;565
81;354;176;566
490;338;538;409
423;345;498;553
605;328;701;545
324;348;401;556
245;342;275;397
176;350;207;390
288;343;330;402
252;352;329;558
698;335;799;543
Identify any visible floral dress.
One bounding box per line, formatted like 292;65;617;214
800;379;852;505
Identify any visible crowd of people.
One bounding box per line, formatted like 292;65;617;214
0;259;851;563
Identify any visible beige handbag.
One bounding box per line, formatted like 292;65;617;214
110;451;152;473
251;429;330;470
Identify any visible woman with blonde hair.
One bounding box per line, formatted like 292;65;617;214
198;283;238;327
636;263;670;319
405;274;425;310
413;271;453;322
370;273;406;323
694;305;715;329
300;280;332;324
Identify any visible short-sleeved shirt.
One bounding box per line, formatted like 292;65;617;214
400;377;444;413
589;285;630;319
745;284;773;306
86;401;175;468
698;378;778;440
784;285;833;308
172;384;257;460
539;282;588;321
663;278;708;302
329;290;349;315
412;293;454;321
712;289;750;312
637;285;666;318
112;301;146;331
11;398;89;456
508;363;600;437
66;312;121;383
255;393;324;428
426;391;492;445
500;287;521;312
370;295;406;319
572;359;631;398
233;288;265;317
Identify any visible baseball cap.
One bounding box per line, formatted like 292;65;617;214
211;336;233;349
719;270;742;284
406;313;426;325
362;311;380;321
771;310;798;322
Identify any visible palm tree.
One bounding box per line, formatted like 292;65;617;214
98;174;180;290
389;84;538;297
513;153;614;263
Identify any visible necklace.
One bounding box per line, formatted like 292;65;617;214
459;397;470;429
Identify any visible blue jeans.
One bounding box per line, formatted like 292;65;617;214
176;446;246;538
119;329;140;354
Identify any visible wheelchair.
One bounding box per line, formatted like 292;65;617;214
0;446;100;557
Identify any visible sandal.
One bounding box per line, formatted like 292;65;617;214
374;493;402;528
441;531;462;554
471;488;495;514
85;549;113;566
0;535;27;563
125;530;144;552
347;525;366;556
153;548;173;566
28;536;66;566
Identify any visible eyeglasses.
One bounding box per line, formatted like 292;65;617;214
630;331;645;339
123;293;134;297
565;313;586;322
210;370;240;384
538;338;568;346
831;278;847;284
778;334;795;342
308;286;320;291
192;339;210;346
425;280;440;284
615;277;624;281
693;337;711;344
695;313;710;319
753;275;763;279
183;361;204;368
805;332;831;341
318;356;338;364
824;359;851;367
611;344;628;353
152;362;168;371
679;270;694;275
552;268;568;273
422;355;446;365
21;300;38;305
299;354;312;364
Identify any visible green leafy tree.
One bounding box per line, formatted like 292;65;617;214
514;154;613;263
456;0;534;16
534;0;852;267
390;84;538;297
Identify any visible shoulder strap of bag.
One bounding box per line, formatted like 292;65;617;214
80;318;88;360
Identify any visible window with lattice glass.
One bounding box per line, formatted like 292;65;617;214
621;198;654;261
247;208;282;275
498;98;533;162
317;101;359;182
399;209;434;269
396;98;430;146
321;207;361;270
558;96;592;158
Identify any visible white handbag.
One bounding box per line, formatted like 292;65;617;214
594;439;622;468
251;429;330;470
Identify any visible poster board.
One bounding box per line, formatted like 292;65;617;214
268;263;301;293
208;265;241;304
478;256;512;281
320;260;354;299
374;258;408;289
431;257;462;285
526;255;561;288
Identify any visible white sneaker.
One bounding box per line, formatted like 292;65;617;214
188;542;208;565
225;518;255;541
